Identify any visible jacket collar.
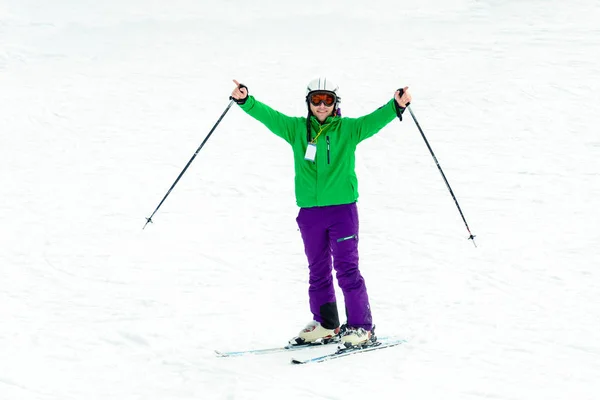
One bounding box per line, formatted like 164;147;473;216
310;114;340;127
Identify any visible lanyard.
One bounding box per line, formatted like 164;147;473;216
310;124;329;145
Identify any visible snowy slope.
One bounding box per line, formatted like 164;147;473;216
1;0;600;399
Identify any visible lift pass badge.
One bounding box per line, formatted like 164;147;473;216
304;143;317;161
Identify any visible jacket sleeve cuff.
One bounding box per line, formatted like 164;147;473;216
239;96;256;111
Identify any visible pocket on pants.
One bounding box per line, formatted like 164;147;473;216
336;234;357;243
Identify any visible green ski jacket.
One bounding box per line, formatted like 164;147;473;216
239;96;398;208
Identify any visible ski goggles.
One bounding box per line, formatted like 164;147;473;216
308;91;337;107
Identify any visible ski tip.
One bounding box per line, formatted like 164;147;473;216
214;350;229;357
290;358;306;365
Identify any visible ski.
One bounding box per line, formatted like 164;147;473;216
215;335;392;358
290;337;406;364
215;340;339;357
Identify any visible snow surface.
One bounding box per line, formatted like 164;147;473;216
1;0;600;399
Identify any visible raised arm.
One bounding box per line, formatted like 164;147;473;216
352;87;413;143
231;79;299;144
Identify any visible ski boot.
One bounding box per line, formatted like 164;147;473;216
289;321;341;346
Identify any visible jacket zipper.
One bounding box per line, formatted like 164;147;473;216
326;136;331;164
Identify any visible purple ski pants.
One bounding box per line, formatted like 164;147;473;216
296;202;372;330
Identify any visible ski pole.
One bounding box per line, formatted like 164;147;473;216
143;99;235;229
402;103;477;246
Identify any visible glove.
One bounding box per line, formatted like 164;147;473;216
395;88;410;120
230;83;249;105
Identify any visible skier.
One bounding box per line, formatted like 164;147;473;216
230;78;412;346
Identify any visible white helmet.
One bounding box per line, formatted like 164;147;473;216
306;77;341;104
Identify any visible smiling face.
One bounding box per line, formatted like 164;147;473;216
309;102;335;123
308;91;337;123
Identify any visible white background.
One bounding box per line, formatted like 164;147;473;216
1;0;599;399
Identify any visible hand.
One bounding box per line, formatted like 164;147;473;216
230;79;248;104
394;86;412;108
